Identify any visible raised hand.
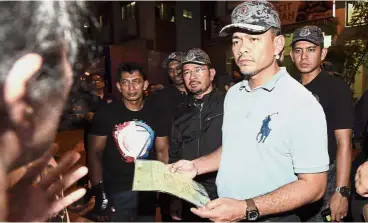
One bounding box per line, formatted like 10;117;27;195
7;149;88;222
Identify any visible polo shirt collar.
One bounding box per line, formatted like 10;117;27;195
240;68;286;92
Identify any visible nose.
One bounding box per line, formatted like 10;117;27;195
128;83;135;91
301;50;308;60
238;40;250;56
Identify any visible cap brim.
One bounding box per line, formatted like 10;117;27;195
182;61;209;66
290;38;321;46
219;23;268;37
162;58;181;68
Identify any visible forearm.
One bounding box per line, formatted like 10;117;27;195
157;150;169;164
87;150;103;185
254;173;327;217
193;146;222;175
335;144;352;187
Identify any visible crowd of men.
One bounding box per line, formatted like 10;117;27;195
2;0;368;222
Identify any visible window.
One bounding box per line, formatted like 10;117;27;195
155;2;175;22
183;9;192;19
121;2;136;20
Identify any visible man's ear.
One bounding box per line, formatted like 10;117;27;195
210;68;216;81
274;35;285;58
5;54;42;104
321;48;328;61
4;54;42;125
143;80;149;91
116;82;122;93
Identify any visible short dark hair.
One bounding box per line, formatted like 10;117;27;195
117;63;147;81
0;2;85;125
270;27;281;37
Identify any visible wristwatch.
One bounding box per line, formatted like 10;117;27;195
245;199;259;221
336;186;351;197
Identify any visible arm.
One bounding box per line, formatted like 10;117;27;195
254;172;327;216
193;146;222;175
155;136;169;164
335;129;352;188
87;135;107;185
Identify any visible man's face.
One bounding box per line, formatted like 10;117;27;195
232;30;278;77
89;74;104;90
116;71;148;102
5;52;74;170
290;41;327;74
167;60;183;86
182;63;214;96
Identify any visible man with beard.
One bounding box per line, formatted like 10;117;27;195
168;1;329;222
0;1;88;221
169;48;224;221
290;26;353;222
88;63;169;221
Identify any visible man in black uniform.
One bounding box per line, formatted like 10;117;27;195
290;25;354;222
169;48;225;221
148;52;188;221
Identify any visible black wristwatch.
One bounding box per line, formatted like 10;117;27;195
336;186;351;197
245;199;259;221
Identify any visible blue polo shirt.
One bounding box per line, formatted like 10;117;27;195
216;68;329;199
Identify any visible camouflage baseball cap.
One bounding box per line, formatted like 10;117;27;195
219;1;281;37
162;52;184;68
182;48;211;66
291;26;324;46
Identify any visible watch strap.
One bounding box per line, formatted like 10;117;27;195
245;198;257;211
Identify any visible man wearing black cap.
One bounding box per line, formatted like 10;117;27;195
148;52;188;221
169;48;224;221
148;52;187;121
290;25;354;222
168;1;329;222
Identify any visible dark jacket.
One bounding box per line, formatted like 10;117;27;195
170;88;225;199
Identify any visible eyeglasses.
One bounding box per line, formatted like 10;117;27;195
120;79;142;86
182;67;208;78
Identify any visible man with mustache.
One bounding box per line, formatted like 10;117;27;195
169;48;225;221
168;1;329;222
290;26;354;222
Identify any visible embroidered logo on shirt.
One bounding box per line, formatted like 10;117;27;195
256;113;278;143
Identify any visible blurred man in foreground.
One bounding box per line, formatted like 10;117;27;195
0;1;88;221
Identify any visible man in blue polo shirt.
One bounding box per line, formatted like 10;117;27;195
168;1;329;222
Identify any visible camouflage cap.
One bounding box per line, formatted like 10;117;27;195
291;25;324;46
219;1;281;37
162;52;184;68
182;48;211;66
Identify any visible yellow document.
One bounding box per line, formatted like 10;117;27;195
133;159;210;207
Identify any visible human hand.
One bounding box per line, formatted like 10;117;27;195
170;197;182;221
328;192;348;221
356;161;368;197
167;160;197;179
90;181;115;222
7;149;88;221
190;198;246;222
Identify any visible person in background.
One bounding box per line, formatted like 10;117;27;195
169;48;225;221
88;63;169;222
290;25;354;222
